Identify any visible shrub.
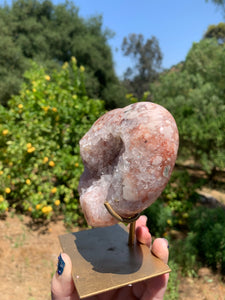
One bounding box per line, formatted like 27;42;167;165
188;206;225;274
169;232;199;277
144;170;206;276
145;169;225;275
151;39;225;174
144;170;202;236
170;206;225;276
0;58;105;225
144;199;173;237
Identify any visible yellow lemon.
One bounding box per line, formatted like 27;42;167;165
0;195;4;202
26;179;31;185
42;106;49;112
182;213;189;219
43;156;49;163
42;206;48;213
167;219;172;226
36;204;41;210
49;161;55;167
75;162;79;167
27;147;35;153
45;75;51;81
2;129;9;135
18;104;23;109
71;56;77;64
54;199;60;206
47;206;52;213
5;187;11;194
62;62;68;69
51;187;57;194
52;107;57;112
42;206;52;214
26;143;32;148
80;65;85;72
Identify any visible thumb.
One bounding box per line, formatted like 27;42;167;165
51;253;78;300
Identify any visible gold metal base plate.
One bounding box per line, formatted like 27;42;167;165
59;224;171;299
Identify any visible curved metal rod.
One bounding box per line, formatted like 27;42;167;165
104;202;141;223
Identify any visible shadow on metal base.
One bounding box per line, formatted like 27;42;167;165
59;224;171;299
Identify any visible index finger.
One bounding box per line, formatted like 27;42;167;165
135;215;151;248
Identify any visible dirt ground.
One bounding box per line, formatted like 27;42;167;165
1;212;225;300
0;213;68;300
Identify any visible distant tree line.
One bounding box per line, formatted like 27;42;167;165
150;31;225;174
0;0;165;108
0;0;225;175
121;34;162;99
0;0;127;108
206;0;225;7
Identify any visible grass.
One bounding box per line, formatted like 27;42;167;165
165;260;180;300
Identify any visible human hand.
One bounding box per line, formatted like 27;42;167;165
51;215;169;300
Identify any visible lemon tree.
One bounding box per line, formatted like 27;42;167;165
0;58;105;224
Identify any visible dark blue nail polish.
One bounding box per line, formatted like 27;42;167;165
163;238;169;249
57;253;65;275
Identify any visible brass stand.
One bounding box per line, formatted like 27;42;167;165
128;221;136;246
104;201;140;246
58;201;171;299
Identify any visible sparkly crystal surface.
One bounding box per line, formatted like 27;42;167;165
78;102;179;227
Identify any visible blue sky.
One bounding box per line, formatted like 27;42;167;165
70;0;224;78
1;0;224;77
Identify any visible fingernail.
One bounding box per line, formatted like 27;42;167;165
162;238;169;249
142;225;149;232
57;253;65;275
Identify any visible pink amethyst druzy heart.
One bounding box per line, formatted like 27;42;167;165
78;102;179;227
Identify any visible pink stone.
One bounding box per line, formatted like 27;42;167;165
78;102;179;227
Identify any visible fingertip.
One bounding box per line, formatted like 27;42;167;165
151;238;169;264
136;215;148;228
51;253;76;299
136;225;151;248
140;214;148;223
58;253;73;279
